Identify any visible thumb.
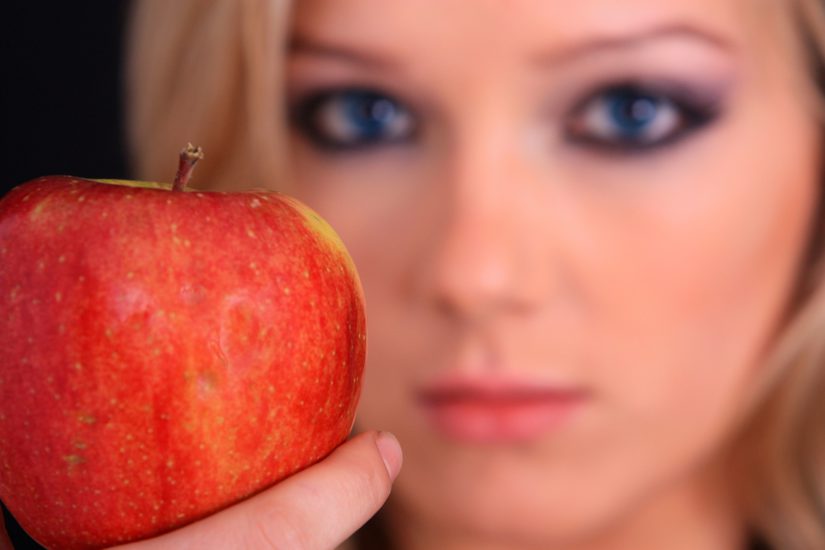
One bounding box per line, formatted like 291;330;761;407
116;431;402;550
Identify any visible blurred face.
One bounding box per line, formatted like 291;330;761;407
286;0;820;547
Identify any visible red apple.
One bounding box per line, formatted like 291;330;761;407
0;147;366;548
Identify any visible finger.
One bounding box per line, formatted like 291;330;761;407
116;430;402;550
244;430;402;549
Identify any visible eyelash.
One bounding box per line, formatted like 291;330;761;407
289;89;417;152
289;83;721;154
564;82;721;153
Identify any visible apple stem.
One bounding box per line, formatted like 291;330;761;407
173;143;204;191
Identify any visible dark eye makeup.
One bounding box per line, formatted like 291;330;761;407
563;80;724;154
289;88;417;152
288;79;726;156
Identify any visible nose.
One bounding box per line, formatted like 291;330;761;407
420;143;554;322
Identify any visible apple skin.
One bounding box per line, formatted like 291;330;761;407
0;176;366;549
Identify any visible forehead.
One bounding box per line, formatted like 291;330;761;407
291;0;788;56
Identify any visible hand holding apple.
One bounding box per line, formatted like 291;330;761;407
113;431;401;550
0;146;367;548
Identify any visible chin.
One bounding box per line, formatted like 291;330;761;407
393;481;629;548
388;436;656;548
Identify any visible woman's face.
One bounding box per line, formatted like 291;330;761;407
287;0;820;545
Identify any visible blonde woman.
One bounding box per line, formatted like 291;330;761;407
4;0;822;549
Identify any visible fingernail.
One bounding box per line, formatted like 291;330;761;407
375;431;403;481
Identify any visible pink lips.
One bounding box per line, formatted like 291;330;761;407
417;373;587;444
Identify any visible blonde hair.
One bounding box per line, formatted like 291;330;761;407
126;0;291;189
125;1;825;548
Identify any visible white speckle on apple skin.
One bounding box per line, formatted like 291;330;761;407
111;284;154;323
250;198;262;208
196;372;217;397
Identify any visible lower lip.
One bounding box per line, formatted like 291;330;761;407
418;393;585;444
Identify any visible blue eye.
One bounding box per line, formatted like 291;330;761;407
566;85;717;151
292;89;416;150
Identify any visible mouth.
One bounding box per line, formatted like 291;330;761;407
416;372;589;444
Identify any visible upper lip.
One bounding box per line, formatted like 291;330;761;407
416;371;588;404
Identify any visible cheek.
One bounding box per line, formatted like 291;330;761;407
288;145;443;414
290;141;433;242
290;148;421;292
580;123;820;452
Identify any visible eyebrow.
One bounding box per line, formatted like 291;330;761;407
289;35;397;69
534;22;735;65
288;22;735;70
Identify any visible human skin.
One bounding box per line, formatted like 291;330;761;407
3;0;817;548
285;0;822;549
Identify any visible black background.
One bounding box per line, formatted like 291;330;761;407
1;2;131;198
1;2;131;546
